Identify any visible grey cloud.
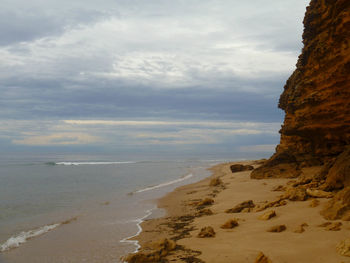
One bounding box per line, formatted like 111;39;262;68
0;3;115;46
0;73;285;121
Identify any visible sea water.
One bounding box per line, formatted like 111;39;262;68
0;154;229;262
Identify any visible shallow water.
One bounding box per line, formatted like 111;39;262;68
0;154;229;262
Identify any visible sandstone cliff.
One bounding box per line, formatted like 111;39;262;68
251;0;350;219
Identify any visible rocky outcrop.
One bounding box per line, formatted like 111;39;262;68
251;0;350;179
123;238;177;263
321;187;350;220
322;146;350;191
230;164;254;173
251;0;350;220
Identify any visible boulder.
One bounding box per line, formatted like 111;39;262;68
197;226;215;238
225;200;255;213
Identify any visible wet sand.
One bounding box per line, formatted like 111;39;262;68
127;161;349;263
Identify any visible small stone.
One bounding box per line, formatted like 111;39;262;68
123;238;176;263
267;225;286;233
278;200;288;206
151;238;176;251
342;213;350;221
197;226;216;238
293;223;308;233
284;187;308;201
336;239;350;257
256;198;287;212
272;185;286;192
318;221;332;227
220;219;239;229
309;199;320;207
209;177;223;186
325;222;342;231
195;208;213;217
196;198;214;207
255;252;272;263
225;200;255;213
306;188;333;198
258;210;276;220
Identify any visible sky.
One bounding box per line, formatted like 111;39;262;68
0;0;309;159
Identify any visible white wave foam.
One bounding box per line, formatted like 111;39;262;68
55;161;136;166
0;223;60;252
134;173;193;194
120;208;154;253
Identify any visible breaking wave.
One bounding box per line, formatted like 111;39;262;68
0;224;60;252
54;161;137;166
134;173;193;194
0;217;77;252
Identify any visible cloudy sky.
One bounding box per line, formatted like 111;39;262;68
0;0;309;159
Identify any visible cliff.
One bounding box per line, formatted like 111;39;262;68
251;0;350;219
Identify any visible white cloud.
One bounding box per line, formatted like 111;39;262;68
12;132;100;146
3;119;280;147
0;0;308;89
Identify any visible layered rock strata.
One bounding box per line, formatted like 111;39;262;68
252;0;350;179
252;0;350;220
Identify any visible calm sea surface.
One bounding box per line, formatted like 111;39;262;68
0;154;233;262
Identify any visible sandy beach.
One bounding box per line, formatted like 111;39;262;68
125;161;349;263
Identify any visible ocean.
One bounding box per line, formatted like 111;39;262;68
0;154;230;262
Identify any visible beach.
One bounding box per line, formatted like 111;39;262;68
125;161;349;263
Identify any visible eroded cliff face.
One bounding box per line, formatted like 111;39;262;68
251;0;350;220
252;0;350;180
278;0;350;163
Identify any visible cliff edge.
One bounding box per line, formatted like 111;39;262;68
251;0;350;219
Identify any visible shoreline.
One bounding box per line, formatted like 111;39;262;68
123;160;349;263
120;208;155;254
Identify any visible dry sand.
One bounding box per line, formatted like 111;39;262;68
127;161;349;263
